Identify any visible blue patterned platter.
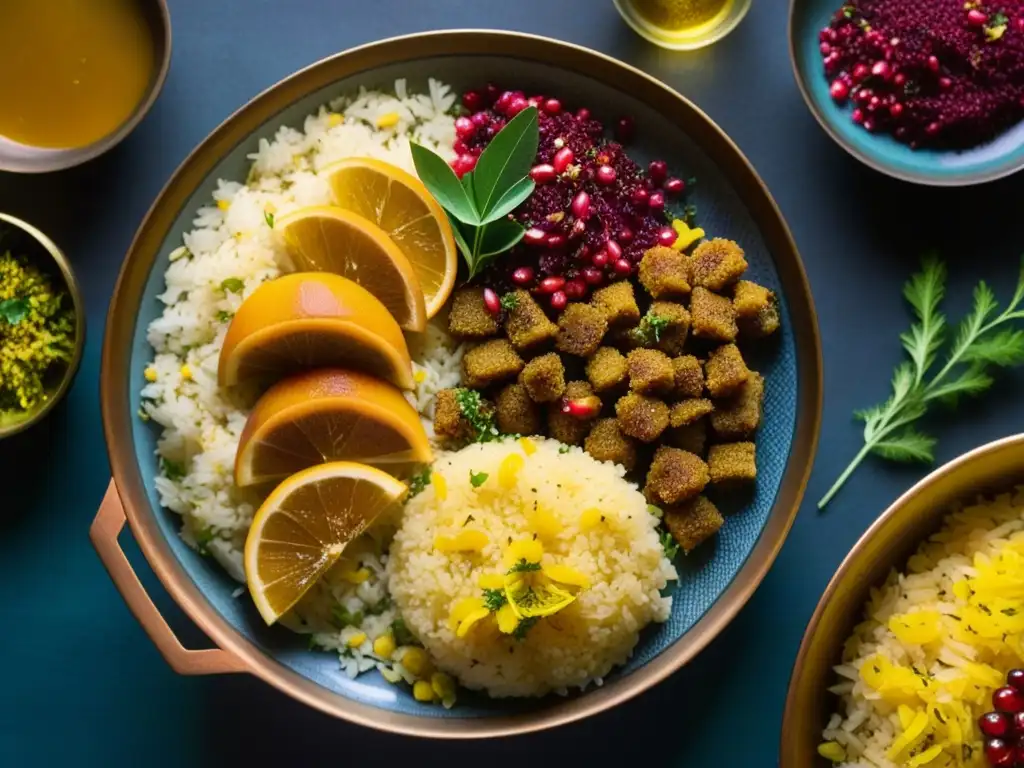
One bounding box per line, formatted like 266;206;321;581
97;31;821;738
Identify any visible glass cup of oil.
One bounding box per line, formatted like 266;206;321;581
613;0;752;50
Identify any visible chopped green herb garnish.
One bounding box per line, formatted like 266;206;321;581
469;470;489;488
508;558;542;574
195;526;215;554
647;504;664;519
264;211;275;228
558;444;570;454
512;616;539;641
216;310;233;323
390;617;416;646
819;256;1024;508
482;588;507;612
220;277;245;294
500;292;519;312
160;457;187;481
454;387;499;442
406;467;432;498
659;529;680;560
331;605;364;629
0;298;29;325
307;634;320;650
365;596;392;616
634;311;670;344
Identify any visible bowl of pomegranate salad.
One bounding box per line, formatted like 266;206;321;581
96;30;820;737
790;0;1024;185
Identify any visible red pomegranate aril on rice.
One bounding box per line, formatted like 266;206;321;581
980;712;1012;739
553;147;575;173
993;686;1024;713
1007;669;1024;691
984;739;1014;767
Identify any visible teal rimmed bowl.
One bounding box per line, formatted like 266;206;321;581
789;0;1024;186
94;30;821;738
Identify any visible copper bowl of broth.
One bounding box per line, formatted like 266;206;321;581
0;0;170;173
613;0;752;50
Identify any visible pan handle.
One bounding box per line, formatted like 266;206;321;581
90;480;246;676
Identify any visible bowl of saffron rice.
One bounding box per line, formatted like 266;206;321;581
0;213;85;439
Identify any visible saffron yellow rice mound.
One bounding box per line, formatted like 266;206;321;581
820;487;1024;768
386;436;677;698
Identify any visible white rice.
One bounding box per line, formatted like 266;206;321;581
141;79;457;674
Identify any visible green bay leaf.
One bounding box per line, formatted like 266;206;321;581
480;177;535;225
410;143;479;226
472;107;539;218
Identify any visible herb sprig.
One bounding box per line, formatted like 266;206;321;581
454;387;499;443
818;256;1024;509
411;107;539;280
0;298;29;325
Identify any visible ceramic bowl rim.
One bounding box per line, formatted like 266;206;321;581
786;0;1024;187
780;433;1024;766
0;0;172;174
0;212;86;439
101;29;823;738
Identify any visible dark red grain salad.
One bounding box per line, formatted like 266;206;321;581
820;0;1024;149
451;85;697;310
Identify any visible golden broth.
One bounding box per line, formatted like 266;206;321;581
624;0;734;37
0;0;155;149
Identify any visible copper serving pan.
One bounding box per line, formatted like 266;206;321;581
93;30;822;738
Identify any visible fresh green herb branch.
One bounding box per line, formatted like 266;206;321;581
410;107;539;280
818;256;1024;509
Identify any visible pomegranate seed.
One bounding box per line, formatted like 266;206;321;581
1013;711;1024;731
553;147;575;174
562;396;600;419
852;63;871;82
471;111;489;126
524;227;547;245
927;55;940;72
549;291;567;311
455;116;476;139
994;686;1024;713
980;712;1011;738
618;226;634;244
866;30;884;47
1015;740;1024;767
506;96;528;116
527;96;542;108
863;118;876;133
985;739;1014;767
823;53;840;74
462;91;483;111
1018;16;1024;32
604;240;622;261
855;87;873;105
546;233;566;249
820;42;831;55
511;266;535;286
571;191;591;219
894;72;907;87
496;91;514;112
582;266;604;285
1007;670;1024;691
648;190;665;212
925;121;941;136
565;279;587;300
648;160;668;184
631;187;649;207
851;108;865;125
530;164;557;183
613;258;632;275
571;218;587;238
889;102;904;118
616;116;635;142
818;27;830;43
458;154;477;174
453;139;469;155
872;60;891;80
868;95;882;111
538;276;565;294
575;107;591;121
484;83;499;103
482;287;500;315
596;165;617;185
657;227;678;247
664;177;686;194
592;250;609;268
830;80;850;102
543;98;562;115
967;9;988;26
939;76;952;90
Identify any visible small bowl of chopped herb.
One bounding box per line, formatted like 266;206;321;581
0;213;85;439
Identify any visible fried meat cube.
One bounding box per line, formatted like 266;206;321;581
504;289;558;352
663;496;724;553
547;380;598;445
669;398;715;428
645;445;709;505
690;287;737;343
461;339;524;389
672;355;705;399
519;352;566;403
626;348;675;395
448;288;500;339
704;343;750;398
592;281;641;327
555;302;608;357
495;383;542;436
689;238;747;291
583;418;638;471
708;442;757;486
709;372;764;439
638;245;691;299
585;347;628;393
615;392;669;443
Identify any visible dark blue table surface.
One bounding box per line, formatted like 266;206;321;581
3;0;1024;765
